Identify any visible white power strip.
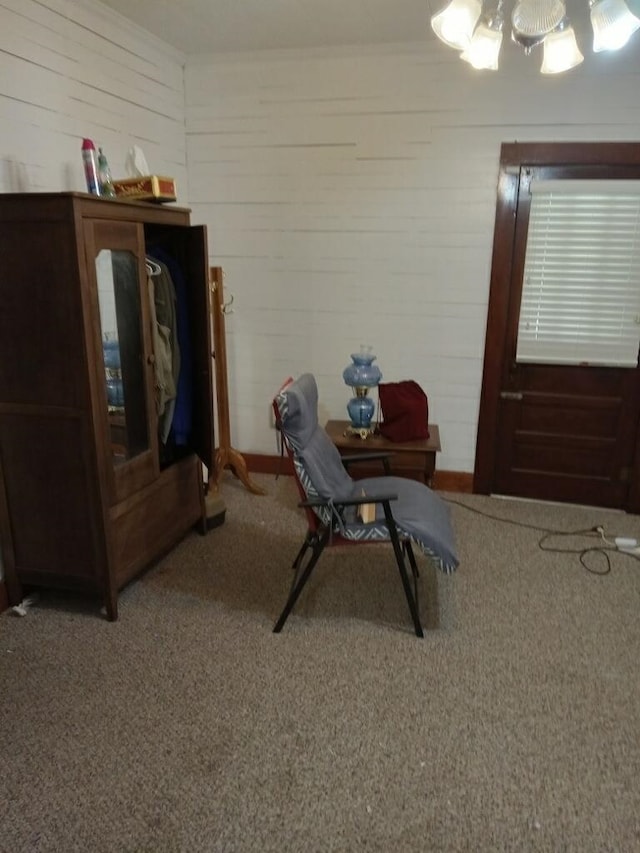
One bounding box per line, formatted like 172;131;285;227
615;537;640;554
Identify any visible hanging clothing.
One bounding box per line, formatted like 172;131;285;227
147;246;193;447
147;260;180;443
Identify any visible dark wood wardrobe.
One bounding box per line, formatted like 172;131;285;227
0;192;214;619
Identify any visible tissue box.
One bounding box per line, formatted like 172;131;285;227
112;175;177;203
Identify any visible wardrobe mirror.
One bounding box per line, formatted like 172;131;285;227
95;249;150;464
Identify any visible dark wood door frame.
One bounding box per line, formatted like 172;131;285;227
474;141;640;512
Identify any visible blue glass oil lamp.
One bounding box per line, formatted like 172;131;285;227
103;337;124;409
342;346;382;438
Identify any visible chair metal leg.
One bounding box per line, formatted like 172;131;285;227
404;539;420;616
291;531;314;573
287;531;315;597
273;528;330;633
404;540;419;580
382;502;424;638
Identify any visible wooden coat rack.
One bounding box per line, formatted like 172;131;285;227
208;267;266;496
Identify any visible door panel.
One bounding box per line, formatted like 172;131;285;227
495;364;640;507
475;142;640;511
84;219;159;505
141;223;214;473
518;400;618;438
184;226;214;473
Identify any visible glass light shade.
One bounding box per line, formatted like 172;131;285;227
431;0;482;50
540;25;585;72
461;24;504;68
342;347;382;435
512;0;566;36
511;29;546;49
342;348;382;389
591;0;640;51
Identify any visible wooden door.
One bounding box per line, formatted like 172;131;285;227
142;223;215;473
83;218;159;505
475;143;640;511
183;226;214;473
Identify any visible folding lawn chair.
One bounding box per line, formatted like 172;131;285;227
273;374;459;637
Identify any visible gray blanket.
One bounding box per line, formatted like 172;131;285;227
278;374;459;572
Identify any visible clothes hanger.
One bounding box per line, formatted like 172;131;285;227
145;257;162;277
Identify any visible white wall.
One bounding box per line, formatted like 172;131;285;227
0;0;186;198
185;36;640;473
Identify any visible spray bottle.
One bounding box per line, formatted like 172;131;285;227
98;147;116;198
81;138;100;195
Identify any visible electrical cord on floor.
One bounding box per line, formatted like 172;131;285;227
444;497;640;576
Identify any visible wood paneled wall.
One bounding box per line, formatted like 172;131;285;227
0;0;186;198
185;39;640;474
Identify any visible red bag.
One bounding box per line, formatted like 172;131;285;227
378;381;429;443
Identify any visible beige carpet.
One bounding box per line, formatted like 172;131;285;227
1;474;640;852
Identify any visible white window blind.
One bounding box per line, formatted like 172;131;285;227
516;179;640;367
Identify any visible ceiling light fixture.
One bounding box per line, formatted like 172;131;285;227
430;0;640;73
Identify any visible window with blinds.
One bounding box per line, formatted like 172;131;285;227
516;179;640;367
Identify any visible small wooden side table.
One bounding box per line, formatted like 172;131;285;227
325;420;441;486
